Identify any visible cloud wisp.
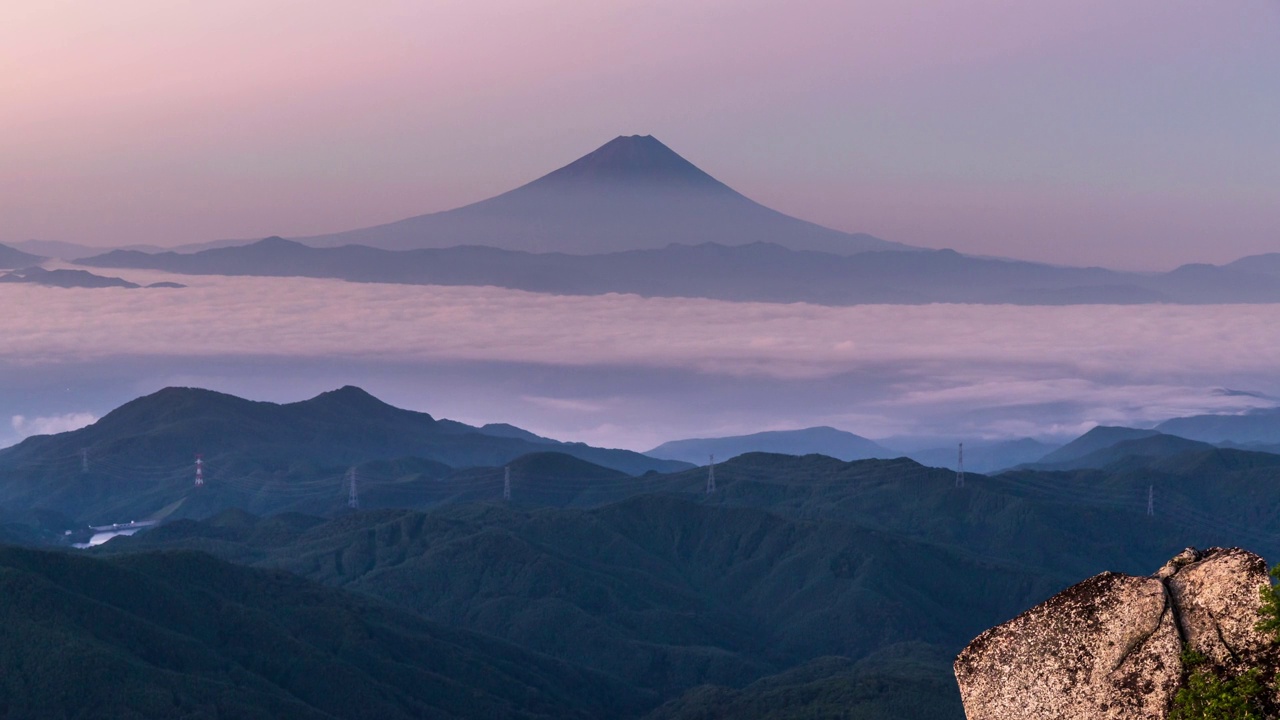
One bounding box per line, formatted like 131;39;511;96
11;412;97;439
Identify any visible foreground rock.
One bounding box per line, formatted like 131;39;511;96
954;547;1273;720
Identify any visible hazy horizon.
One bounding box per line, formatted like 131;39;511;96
4;1;1279;270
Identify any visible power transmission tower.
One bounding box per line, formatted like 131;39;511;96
706;455;716;494
195;453;204;487
956;443;965;488
81;448;88;473
1147;485;1154;517
347;467;359;509
503;466;511;501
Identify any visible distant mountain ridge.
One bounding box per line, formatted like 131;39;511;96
0;266;174;289
1033;426;1163;466
1029;432;1216;471
646;426;895;464
288;135;904;255
0;242;45;269
1156;407;1280;445
78;235;1280;305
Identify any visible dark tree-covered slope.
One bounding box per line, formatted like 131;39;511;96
0;545;647;719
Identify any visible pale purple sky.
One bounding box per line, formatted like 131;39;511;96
3;1;1278;269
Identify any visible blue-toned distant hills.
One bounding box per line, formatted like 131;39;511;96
647;426;895;465
75;235;1280;305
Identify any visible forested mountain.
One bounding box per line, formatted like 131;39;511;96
7;384;1280;718
0;545;645;719
0;386;687;525
98;443;1280;717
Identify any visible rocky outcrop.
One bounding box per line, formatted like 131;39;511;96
954;547;1273;720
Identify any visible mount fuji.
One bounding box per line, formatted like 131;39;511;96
292;135;906;255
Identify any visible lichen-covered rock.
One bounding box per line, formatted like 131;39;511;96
1166;547;1270;667
955;572;1180;719
954;547;1274;720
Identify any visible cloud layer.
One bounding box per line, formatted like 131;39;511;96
1;274;1277;448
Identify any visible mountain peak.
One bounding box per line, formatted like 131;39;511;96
297;386;435;422
525;135;733;193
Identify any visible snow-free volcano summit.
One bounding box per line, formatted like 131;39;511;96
293;135;906;255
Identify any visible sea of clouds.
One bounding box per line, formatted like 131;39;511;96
2;273;1277;450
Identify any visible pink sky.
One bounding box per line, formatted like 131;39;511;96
2;1;1278;269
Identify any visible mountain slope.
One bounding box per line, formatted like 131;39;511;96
1032;426;1162;465
1030;433;1215;471
0;242;45;269
647;427;894;464
289;136;903;255
645;648;964;720
1225;253;1280;278
0;545;646;719
1156;407;1280;445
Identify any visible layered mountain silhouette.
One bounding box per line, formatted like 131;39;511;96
79;235;1280;305
288;135;903;255
890;437;1058;474
9;398;1280;717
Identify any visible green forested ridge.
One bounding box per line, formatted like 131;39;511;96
107;494;1064;696
0;386;687;524
6;388;1280;718
101;445;1280;717
0;545;648;719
